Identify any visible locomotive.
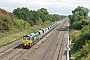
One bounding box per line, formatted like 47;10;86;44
22;21;60;48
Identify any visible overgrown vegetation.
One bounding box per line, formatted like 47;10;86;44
68;6;90;60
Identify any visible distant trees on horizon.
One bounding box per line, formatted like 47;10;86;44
13;7;66;26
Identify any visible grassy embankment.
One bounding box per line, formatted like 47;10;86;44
70;29;90;60
0;21;52;48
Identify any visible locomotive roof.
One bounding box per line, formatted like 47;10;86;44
23;35;30;37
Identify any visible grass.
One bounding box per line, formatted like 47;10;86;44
0;21;52;48
69;29;81;43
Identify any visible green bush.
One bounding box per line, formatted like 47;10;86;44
82;19;89;25
72;21;82;30
14;19;30;29
80;43;90;57
73;31;90;51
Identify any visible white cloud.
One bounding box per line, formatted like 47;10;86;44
0;0;90;16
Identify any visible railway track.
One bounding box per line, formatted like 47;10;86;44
41;19;67;60
9;49;28;60
35;29;61;60
0;18;68;60
37;20;67;60
56;31;67;60
0;41;21;58
0;44;25;60
43;31;65;60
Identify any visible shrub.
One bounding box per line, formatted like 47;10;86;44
72;21;82;30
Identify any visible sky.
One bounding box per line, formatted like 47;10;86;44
0;0;90;16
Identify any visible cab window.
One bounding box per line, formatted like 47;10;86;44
27;38;30;40
23;37;26;40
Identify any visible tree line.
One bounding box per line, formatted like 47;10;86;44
13;7;66;26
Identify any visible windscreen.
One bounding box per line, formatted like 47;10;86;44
27;37;30;40
23;37;30;40
23;37;26;40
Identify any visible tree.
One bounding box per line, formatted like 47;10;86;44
68;6;89;25
72;21;82;30
31;10;39;24
0;8;15;31
38;8;49;23
38;8;49;15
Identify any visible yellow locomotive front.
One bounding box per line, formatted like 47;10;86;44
22;35;32;47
